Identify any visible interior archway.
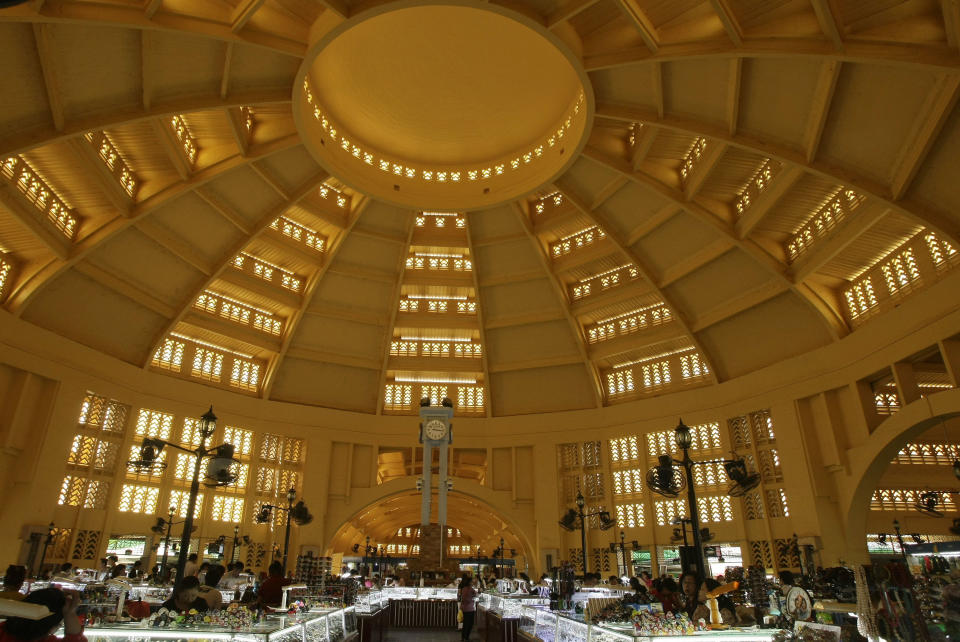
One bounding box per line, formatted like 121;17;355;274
843;388;960;561
326;489;533;572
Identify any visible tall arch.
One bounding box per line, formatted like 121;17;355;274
322;479;539;572
842;388;960;562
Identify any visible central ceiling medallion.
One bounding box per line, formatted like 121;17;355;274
294;1;593;210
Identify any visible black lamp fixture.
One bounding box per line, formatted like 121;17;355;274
558;491;616;575
607;530;640;576
892;519;907;562
646;419;761;579
150;506;196;580
128;406;240;584
36;522;56;578
228;524;249;564
255;487;312;575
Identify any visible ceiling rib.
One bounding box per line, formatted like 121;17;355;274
804;60;842;163
592;103;960;248
31;24;64;132
612;0;659;52
727;58;742;136
511;200;604;407
3;133;300;314
141;170;330;370
547;0;601;28
578;147;847;339
553;180;721;384
888;74;960;200
373;213;415;416
582;42;960;72
464;215;495;418
262;197;373;399
810;0;845;49
5;3;308;57
734;165;804;239
0;92;291;159
709;0;743;46
945;0;960;50
220;42;235;99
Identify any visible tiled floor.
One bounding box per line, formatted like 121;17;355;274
383;627;474;641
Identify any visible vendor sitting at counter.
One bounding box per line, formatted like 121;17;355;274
627;577;650;604
160;577;209;614
258;562;292;608
198;565;225;610
0;565;26;601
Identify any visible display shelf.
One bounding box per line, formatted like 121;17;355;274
78;607;359;642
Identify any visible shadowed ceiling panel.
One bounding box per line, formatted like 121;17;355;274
697;291;835;379
490;364;595;414
0;24;53;139
269;357;379;411
21;268;167;365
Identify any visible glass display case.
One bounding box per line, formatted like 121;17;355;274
514;603;785;642
353;590;384;614
377;587;456;600
79;606;359;642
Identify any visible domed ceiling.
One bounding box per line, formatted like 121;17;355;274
0;0;959;417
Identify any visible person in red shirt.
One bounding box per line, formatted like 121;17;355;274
0;587;85;642
258;562;291;608
458;576;477;642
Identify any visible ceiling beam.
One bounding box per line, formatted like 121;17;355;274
0;182;71;260
652;62;664;118
889;74;960;200
659;238;733;286
250;162;288;199
135;218;215;275
690;281;788;332
224;107;249;157
553;181;721;384
65;137;134;215
547;0;601;28
631;125;657;170
593;101;960;249
373;216;415;415
591;176;629;209
810;0;844;49
231;0;266;33
612;0;659;52
734;165;804;239
511;200;604;408
74;260;177;318
709;0;743;46
581;38;960;74
944;0;960;50
263;197;372;399
318;0;350;20
32;24;64;132
626;204;678;244
144;0;163;19
151;117;193;180
140;30;153;110
803;60;842;163
683;141;727;200
727;57;742;136
579;147;846;339
142;171;331;370
789;202;889;283
464;218;495;418
6;134;301;315
220;41;234;99
195;186;253;235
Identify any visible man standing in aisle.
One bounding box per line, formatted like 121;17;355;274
459;576;477;642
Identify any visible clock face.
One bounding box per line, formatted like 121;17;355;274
424;419;448;441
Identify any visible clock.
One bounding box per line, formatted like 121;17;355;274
424;418;448;441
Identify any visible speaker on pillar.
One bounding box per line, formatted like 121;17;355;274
678;546;698;574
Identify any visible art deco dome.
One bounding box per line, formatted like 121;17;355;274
1;0;958;418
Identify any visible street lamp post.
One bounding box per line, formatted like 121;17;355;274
230;524;241;564
149;507;186;580
576;493;588;575
647;420;760;581
674;424;707;578
255;488;312;575
893;519;908;563
558;492;615;576
37;522;56;578
128;407;241;585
